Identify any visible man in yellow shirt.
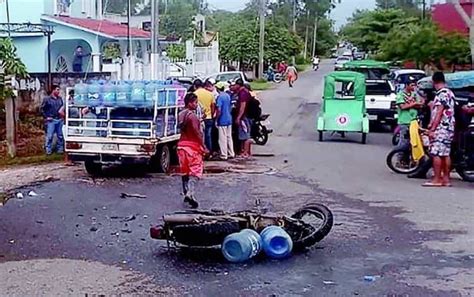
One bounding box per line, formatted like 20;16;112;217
193;79;216;152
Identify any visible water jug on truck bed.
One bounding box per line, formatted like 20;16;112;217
64;80;186;176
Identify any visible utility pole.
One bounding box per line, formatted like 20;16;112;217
291;0;297;64
127;0;133;80
151;0;160;80
422;0;426;20
258;0;265;79
450;0;474;68
312;16;318;58
303;11;309;59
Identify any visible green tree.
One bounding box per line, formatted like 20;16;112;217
0;38;28;99
0;38;28;158
166;44;186;59
219;15;302;65
340;9;418;53
378;21;470;70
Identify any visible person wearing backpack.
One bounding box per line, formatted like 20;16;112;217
215;82;235;160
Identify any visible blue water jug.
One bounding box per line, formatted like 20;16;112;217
74;81;88;106
102;81;116;107
221;229;262;263
167;115;176;136
155;115;165;137
166;89;178;106
158;89;167;107
87;82;102;107
116;81;131;107
131;80;146;107
144;81;157;107
260;226;293;259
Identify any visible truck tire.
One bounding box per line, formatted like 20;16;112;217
156;144;171;173
85;161;103;176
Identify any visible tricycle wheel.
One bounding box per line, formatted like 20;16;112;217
362;133;367;144
318;131;323;142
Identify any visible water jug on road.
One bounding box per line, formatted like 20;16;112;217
221;229;262;263
260;226;293;259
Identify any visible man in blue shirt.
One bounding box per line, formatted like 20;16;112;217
215;82;235;160
41;85;64;155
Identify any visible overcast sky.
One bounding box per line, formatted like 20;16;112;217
206;0;377;28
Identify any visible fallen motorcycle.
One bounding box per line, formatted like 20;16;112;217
150;203;333;250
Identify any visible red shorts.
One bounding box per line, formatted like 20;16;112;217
178;146;204;178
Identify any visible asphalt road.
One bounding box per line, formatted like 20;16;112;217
0;61;473;296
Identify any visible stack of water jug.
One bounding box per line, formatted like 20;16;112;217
221;226;293;263
74;79;186;108
73;80;185;138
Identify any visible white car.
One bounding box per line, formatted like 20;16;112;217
334;56;352;70
364;80;398;126
205;71;251;84
390;69;426;93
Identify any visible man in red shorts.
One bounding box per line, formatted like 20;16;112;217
178;93;209;208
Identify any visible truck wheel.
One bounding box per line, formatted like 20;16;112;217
156;144;171;173
85;161;102;176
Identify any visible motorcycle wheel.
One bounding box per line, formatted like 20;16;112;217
456;167;474;182
253;124;269;145
274;73;283;83
288;203;334;250
171;221;241;247
386;148;419;175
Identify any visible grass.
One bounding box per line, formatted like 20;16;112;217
250;80;272;91
296;64;311;72
0;153;63;168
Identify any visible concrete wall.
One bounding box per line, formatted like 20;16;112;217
13;36;48;73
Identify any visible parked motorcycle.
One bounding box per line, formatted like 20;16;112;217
386;120;474;182
251;114;273;146
150;203;333;250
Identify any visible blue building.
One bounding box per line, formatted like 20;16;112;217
0;0;152;77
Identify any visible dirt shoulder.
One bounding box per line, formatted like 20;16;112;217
0;163;82;204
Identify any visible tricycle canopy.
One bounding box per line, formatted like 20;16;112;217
324;71;366;101
418;70;474;90
343;60;390;79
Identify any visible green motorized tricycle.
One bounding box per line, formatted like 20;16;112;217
317;71;369;144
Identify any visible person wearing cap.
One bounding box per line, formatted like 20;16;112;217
193;79;216;153
396;76;424;147
205;78;219;98
215;82;235;160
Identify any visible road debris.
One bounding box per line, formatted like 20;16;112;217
121;215;136;222
16;193;24;199
323;281;336;285
28;191;38;197
90;226;98;232
363;275;381;282
120;193;147;199
36;220;44;224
